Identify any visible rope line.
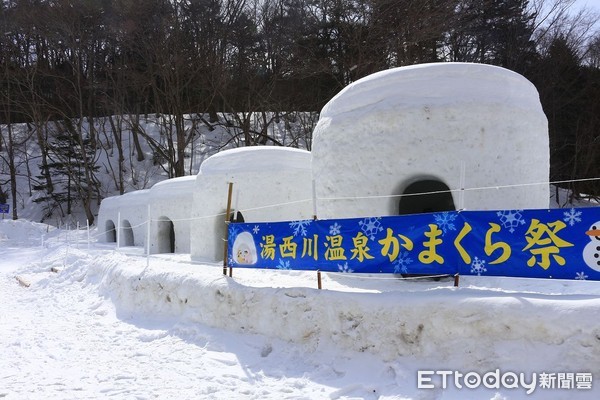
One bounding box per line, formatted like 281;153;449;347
41;177;598;246
319;177;600;202
97;177;598;227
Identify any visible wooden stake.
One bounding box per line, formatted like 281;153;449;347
317;270;322;289
223;182;234;276
311;179;318;220
454;273;460;287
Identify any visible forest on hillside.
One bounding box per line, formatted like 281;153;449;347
1;0;599;223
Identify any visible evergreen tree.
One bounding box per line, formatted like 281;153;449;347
33;120;99;221
446;0;538;72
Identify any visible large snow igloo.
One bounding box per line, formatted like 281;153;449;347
191;147;313;262
311;62;549;219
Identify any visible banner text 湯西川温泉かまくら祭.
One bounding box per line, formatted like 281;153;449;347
227;207;600;281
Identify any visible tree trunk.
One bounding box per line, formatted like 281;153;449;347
130;114;145;162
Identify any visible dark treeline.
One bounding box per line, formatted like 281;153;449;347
0;0;599;223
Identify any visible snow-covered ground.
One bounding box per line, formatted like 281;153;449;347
1;218;599;400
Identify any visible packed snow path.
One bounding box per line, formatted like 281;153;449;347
0;250;342;399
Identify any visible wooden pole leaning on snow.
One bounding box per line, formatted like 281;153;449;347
230;188;239;278
223;182;234;276
87;219;90;250
146;204;151;269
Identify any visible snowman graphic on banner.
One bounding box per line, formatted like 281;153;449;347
583;222;600;272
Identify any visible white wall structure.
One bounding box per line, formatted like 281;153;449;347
190;147;313;262
148;176;196;254
311;62;549;219
96;189;150;248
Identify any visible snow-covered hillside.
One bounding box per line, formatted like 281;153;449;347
1;218;599;399
0;112;314;226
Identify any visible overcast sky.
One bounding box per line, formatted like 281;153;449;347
576;0;600;11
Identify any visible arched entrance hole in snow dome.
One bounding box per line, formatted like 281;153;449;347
156;217;175;253
231;211;244;223
121;220;134;246
105;220;116;242
398;179;455;215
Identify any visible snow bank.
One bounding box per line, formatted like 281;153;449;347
0;219;55;245
3;219;600;399
65;249;599;376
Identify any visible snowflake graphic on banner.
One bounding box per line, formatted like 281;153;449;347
433;212;458;235
229;225;241;242
329;222;342;235
289;220;312;237
393;252;413;274
252;225;260;234
470;257;487;276
276;259;291;270
575;271;588;280
358;217;384;240
563;208;582;227
338;262;353;273
496;210;526;233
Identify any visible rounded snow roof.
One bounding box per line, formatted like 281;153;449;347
100;189;150;210
150;176;196;199
199;147;311;176
320;62;543;119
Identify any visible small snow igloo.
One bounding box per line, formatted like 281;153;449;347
191;147;313;262
148;176;195;254
96;189;150;247
311;62;549;219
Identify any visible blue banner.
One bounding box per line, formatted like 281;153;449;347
228;207;600;281
0;204;9;214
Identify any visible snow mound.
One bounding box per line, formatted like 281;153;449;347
34;245;598;375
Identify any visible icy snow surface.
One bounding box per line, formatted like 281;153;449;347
1;219;599;400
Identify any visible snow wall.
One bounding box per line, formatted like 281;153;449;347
190;147;313;262
311;62;549;219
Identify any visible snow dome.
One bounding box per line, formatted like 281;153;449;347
311;62;549;219
190;147;313;262
96;189;150;247
148;176;196;254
